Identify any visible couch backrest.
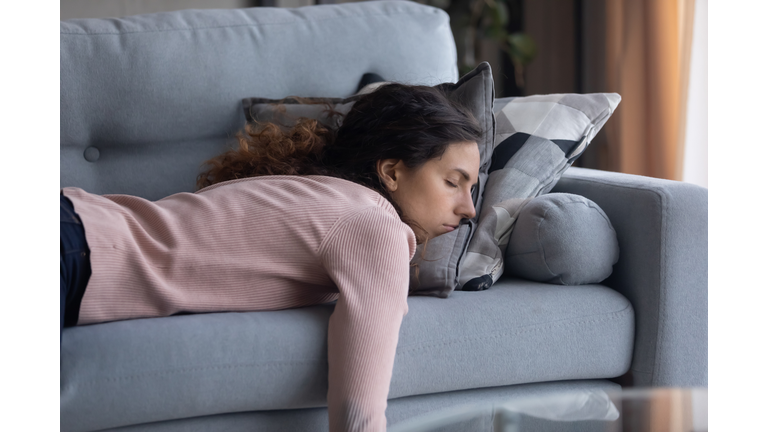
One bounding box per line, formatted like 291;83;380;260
60;1;458;200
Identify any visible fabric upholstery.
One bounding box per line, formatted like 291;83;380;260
100;380;620;432
60;1;459;200
505;193;619;285
458;93;620;291
61;277;633;431
552;167;708;387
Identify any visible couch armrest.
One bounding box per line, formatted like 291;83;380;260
551;167;707;387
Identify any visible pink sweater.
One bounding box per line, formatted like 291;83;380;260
62;175;417;432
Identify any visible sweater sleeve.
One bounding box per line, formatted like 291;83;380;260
319;207;416;432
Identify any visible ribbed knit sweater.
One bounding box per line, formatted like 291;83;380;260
61;175;417;432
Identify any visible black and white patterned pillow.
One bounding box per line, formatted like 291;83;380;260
457;93;621;291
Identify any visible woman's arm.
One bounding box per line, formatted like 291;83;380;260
319;207;416;432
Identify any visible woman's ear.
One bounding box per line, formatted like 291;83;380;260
376;158;401;192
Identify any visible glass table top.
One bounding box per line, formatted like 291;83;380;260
388;387;707;432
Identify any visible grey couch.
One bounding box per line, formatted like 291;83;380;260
59;2;708;431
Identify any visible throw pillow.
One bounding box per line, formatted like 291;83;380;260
356;72;387;95
241;62;496;298
504;193;619;285
457;92;621;291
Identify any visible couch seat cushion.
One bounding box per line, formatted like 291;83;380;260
391;277;633;397
60;277;633;432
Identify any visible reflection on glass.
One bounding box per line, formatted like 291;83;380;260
388;387;707;432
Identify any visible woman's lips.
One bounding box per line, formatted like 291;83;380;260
443;225;457;232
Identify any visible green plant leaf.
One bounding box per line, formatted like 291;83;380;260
484;23;506;39
490;0;509;28
481;0;508;40
459;64;476;76
507;32;537;65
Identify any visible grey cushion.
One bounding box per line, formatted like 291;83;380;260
60;1;459;201
100;380;620;432
61;278;633;432
458;93;621;291
505;193;619;285
241;62;497;297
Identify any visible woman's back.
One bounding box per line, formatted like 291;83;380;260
62;175;416;325
60;82;482;431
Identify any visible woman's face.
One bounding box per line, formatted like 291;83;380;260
378;141;480;242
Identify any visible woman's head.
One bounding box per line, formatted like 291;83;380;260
377;140;480;242
197;82;484;243
323;83;483;242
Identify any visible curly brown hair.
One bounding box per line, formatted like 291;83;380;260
196;117;335;188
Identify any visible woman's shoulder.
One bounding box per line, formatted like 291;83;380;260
199;174;394;212
193;174;401;220
197;174;370;195
320;198;417;262
305;175;395;208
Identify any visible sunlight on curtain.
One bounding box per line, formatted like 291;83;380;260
603;0;697;181
681;0;707;188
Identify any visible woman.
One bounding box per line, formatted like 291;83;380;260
60;83;483;432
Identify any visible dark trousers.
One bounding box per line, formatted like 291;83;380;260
60;194;90;339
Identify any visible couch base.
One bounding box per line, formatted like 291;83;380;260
102;380;620;432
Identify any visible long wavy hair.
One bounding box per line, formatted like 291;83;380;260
197;83;483;244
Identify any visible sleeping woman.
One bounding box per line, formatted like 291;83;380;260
60;83;482;432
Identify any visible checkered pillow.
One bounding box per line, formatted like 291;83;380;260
457;93;621;291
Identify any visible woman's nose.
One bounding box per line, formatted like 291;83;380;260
457;191;476;220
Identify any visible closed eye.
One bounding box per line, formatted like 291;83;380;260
445;180;458;188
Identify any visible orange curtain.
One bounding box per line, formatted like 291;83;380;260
604;0;696;180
